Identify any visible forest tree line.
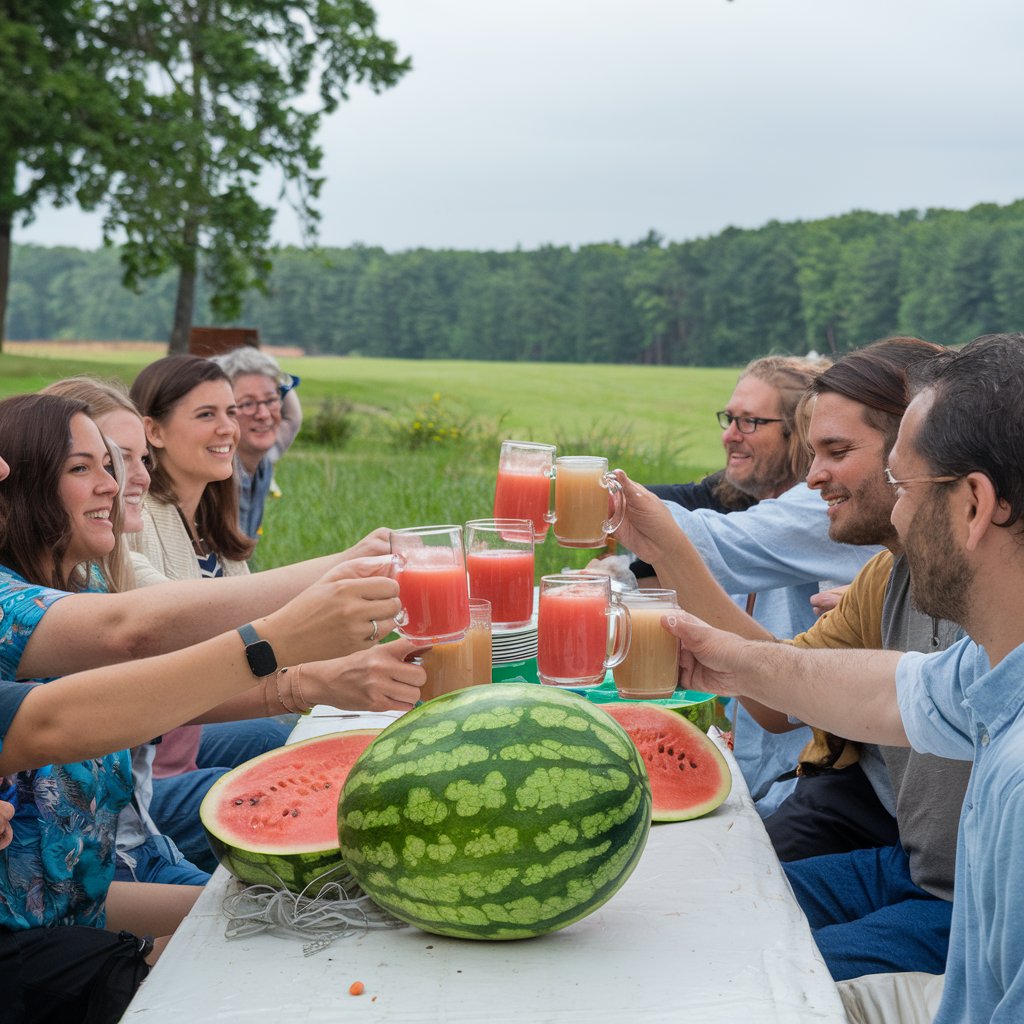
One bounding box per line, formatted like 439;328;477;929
11;199;1024;365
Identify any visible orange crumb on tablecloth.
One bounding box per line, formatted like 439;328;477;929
349;981;365;996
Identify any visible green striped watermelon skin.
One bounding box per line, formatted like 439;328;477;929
200;730;379;895
338;684;652;940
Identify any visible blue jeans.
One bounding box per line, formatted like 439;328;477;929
784;843;952;980
114;834;211;886
149;719;292;872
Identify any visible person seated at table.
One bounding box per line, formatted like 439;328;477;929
613;336;966;982
211;346;302;542
621;353;884;832
661;332;1024;1024
0;413;407;1024
125;355;300;864
8;385;425;878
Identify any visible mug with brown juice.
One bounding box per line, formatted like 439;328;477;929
552;456;625;549
613;589;681;700
418;598;493;702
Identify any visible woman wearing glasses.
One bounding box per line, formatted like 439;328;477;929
212;346;302;540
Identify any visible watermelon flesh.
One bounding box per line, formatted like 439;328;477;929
601;703;731;822
200;729;379;894
338;684;652;941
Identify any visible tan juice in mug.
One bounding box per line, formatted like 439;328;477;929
613;590;680;699
469;622;493;683
419;638;474;701
554;458;610;548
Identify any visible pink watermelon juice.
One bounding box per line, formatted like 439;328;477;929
494;469;551;539
537;586;608;686
398;563;470;641
467;548;535;627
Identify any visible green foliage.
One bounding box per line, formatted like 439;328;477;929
13;198;1024;363
302;397;358;448
383;392;478;451
85;0;411;348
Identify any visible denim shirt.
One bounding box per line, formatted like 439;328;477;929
898;639;1024;1024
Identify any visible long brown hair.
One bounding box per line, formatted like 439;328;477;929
130;355;254;562
0;393;124;592
41;376;141;592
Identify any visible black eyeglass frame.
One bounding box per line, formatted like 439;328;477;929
716;411;786;434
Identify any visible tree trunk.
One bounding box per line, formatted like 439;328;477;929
168;214;200;354
168;265;196;354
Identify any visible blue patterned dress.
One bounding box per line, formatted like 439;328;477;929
0;567;133;929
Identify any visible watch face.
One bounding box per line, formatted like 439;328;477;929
247;639;278;677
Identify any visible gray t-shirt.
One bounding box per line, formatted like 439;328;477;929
879;555;969;901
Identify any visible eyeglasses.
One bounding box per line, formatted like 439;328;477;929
884;467;962;489
236;397;282;416
716;411;786;434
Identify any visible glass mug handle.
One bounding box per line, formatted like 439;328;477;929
604;600;632;670
601;472;626;535
543;462;558;525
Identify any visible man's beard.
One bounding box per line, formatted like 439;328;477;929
905;494;973;626
724;447;793;500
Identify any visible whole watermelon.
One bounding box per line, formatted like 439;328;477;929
338;684;652;940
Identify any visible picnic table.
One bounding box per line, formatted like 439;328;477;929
123;706;847;1023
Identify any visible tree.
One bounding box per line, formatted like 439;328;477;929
0;0;118;349
93;0;410;352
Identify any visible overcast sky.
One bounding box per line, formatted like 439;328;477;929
19;0;1024;253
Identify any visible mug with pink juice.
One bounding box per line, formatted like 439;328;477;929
536;573;631;687
612;589;681;699
493;440;556;541
465;518;535;629
390;525;470;643
551;455;626;549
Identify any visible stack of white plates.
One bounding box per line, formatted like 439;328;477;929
491;620;538;664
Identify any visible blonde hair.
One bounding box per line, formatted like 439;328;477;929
41;376;142;593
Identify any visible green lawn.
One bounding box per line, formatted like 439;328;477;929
0;347;738;575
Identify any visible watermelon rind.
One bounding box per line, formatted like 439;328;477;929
601;703;732;823
200;729;379;894
338;684;652;941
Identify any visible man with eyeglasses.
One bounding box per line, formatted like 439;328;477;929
627;355;883;821
615;336;969;990
212;347;303;541
656;333;1024;1024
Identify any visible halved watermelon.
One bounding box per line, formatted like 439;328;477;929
601;703;731;822
200;729;379;893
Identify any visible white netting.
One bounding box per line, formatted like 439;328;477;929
220;864;406;956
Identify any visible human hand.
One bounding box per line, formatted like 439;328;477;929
610;469;682;565
342;527;391;561
663;611;761;698
262;555;402;665
0;800;14;852
305;639;429;712
810;586;849;617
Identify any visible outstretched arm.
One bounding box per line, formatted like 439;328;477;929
666;611;909;746
15;529;392;679
0;557;403;773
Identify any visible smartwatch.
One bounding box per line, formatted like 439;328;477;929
237;623;278;677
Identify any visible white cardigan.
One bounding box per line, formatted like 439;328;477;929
128;495;250;585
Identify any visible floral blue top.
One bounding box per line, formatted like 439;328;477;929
0;564;133;929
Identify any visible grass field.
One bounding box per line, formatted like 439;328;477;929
0;344;739;576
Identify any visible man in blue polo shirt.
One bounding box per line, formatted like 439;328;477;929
662;331;1024;1024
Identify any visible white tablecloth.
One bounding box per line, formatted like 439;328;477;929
124;708;847;1023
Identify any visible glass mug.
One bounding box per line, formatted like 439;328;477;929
551;456;625;549
536;573;631;687
418;598;493;702
390;525;470;643
612;589;681;700
493;440;556;541
465;518;535;629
